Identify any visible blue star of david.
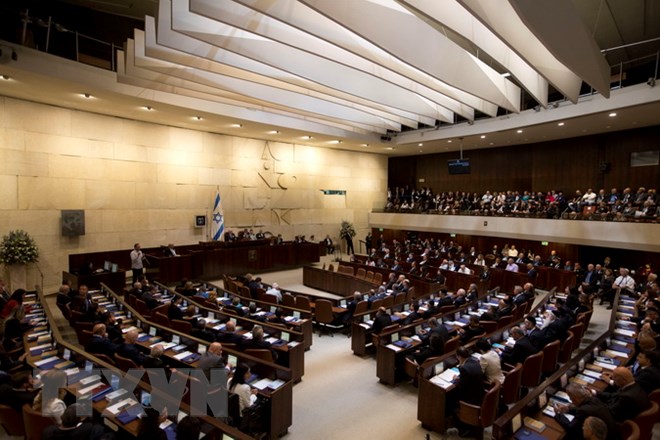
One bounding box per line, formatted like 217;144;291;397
213;213;223;224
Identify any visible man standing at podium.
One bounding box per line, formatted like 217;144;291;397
130;243;147;285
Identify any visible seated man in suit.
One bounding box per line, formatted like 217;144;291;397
117;329;147;366
524;315;543;350
242;325;278;361
554;384;619;440
401;302;423;325
457;315;486;345
99;312;123;344
164;243;177;257
632;349;660;396
596;366;651;423
216;321;243;346
499;326;538;366
143;343;168;369
372;307;393;335
423;299;440;319
480;305;499;322
85;323;119;356
0;370;38;413
168;296;185;321
191;319;216;343
198;342;226;380
538;309;568;346
42;403;105;440
446;346;486;436
140;285;160;310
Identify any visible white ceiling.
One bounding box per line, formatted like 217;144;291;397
1;0;659;156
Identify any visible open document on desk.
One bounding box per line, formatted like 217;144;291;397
429;367;459;389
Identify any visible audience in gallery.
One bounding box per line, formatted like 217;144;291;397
384;185;659;221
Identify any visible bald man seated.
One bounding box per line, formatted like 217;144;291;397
116;329;147;366
596;366;651;423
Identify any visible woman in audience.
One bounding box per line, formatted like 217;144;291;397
229;363;258;412
0;289;27;336
33;369;68;424
473;253;486;266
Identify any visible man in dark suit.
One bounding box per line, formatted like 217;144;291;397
402;302;423;325
423;299;440;319
168;296;185;321
215;321;243;346
499;326;537;366
554;383;619;440
117;329;147;366
242;325;278;361
191;319;216;343
480;305;499;322
458;315;486;345
372;307;393;334
632;350;660;395
538;309;568;346
436;289;453;307
597;366;651;423
85;323;119;356
523;315;543;350
100;312;123;344
198;342;226;380
0;371;38;413
446;345;486;437
143;344;168;369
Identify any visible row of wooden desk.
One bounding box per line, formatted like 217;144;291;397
96;284;295;438
23;289;253;440
152;283;308;383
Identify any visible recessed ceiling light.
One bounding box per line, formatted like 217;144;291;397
142;106;153;111
231;123;243;128
418;143;423;146
558;122;565;126
516;129;523;134
303;135;313;140
480;135;486;139
609;112;617;117
81;93;92;99
268;130;280;134
0;74;10;81
501;72;511;78
447;140;452;143
328;140;342;144
360;144;369;147
193;116;202;121
386;147;394;150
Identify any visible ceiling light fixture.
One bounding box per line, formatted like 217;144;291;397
82;93;92;99
558;122;565;126
268;130;280;134
516;129;523;133
480;135;486;139
501;72;511;78
418;143;423;146
231;123;243;128
193;116;202;121
143;106;153;111
608;112;617;117
1;74;10;81
360;144;369;147
386;147;394;150
447;140;452;143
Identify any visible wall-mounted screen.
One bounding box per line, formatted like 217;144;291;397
448;159;471;174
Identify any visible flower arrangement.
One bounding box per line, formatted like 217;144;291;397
0;230;39;265
339;220;356;240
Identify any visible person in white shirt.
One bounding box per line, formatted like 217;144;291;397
473;254;486;266
228;363;258;412
476;339;505;384
508;245;519;258
581;188;597;206
265;283;283;303
457;264;472;275
130;243;147;285
32;370;68;425
613;268;636;295
505;258;519;272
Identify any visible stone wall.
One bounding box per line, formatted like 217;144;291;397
0;97;388;292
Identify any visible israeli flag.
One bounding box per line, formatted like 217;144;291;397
211;189;225;241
